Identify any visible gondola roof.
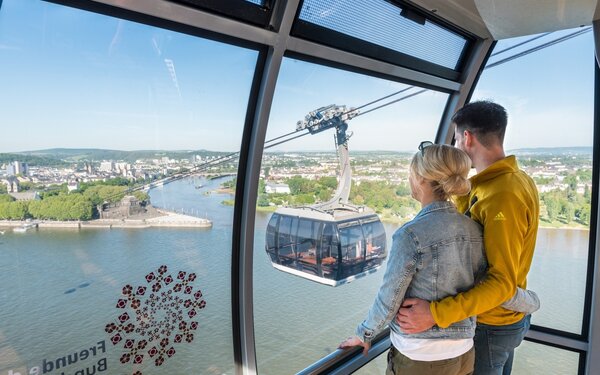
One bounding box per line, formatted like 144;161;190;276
274;206;378;222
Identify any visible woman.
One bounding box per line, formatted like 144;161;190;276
340;142;483;374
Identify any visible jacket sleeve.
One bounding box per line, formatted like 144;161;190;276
430;191;527;327
501;288;540;314
356;228;418;343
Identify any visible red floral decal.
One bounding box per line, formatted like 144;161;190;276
106;265;206;375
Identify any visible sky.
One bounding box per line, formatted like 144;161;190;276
0;0;595;153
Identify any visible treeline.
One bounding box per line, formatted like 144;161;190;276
255;175;420;219
0;153;68;167
226;171;593;227
20;148;232;163
539;174;591;226
0;178;150;221
257;176;338;207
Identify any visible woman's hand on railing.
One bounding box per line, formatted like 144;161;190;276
338;336;371;356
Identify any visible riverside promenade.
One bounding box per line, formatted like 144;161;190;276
0;209;212;231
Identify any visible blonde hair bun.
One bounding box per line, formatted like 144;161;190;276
410;144;472;200
440;174;471;197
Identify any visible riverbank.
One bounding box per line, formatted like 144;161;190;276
0;209;212;230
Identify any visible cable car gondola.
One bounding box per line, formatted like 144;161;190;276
265;105;387;286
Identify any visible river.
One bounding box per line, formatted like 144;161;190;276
0;177;586;374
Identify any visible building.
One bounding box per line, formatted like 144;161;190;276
6;161;28;176
99;161;114;172
67;181;80;192
9;191;40;201
1;176;19;193
98;195;147;219
265;182;290;194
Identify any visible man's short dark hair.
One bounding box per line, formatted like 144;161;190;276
452;100;507;148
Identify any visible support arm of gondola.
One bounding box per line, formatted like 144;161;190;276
296;104;358;211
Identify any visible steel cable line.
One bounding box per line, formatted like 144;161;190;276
486;27;591;69
264;86;417;145
490;32;553;56
108;26;591;200
356;89;428;117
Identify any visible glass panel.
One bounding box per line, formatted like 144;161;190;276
513;341;580;374
0;1;257;375
472;27;594;334
320;222;339;279
340;223;365;261
266;213;279;262
296;218;322;275
362;218;386;259
298;0;467;69
253;57;449;373
354;349;390;374
277;215;298;259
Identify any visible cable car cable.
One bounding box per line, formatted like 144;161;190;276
490;32;553;57
486;27;591;69
265;86;416;144
350;86;415;112
354;89;429;118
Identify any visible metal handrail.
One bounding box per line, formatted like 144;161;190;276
296;329;391;375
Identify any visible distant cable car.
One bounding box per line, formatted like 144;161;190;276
265;105;387;286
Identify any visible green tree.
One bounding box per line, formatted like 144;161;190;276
564;175;578;191
257;194;270;207
576;169;592;183
287;176;315;195
103;177;132;186
544;196;560;222
562;202;574;224
318;176;338;190
318;189;331;202
132;191;150;203
294;193;315;205
0;201;29;220
584;185;591;203
28;194;93;220
395;183;411;196
0;194;15;203
576;206;591;226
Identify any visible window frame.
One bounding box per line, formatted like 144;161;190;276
291;0;477;82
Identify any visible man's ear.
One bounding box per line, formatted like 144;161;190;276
463;130;474;148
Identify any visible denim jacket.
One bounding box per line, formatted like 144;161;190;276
356;201;486;342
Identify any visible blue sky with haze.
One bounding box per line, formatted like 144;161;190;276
0;0;594;153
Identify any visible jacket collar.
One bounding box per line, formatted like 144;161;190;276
415;200;456;219
471;155;518;185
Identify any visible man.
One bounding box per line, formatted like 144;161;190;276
396;100;540;374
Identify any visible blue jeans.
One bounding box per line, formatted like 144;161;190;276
473;315;531;375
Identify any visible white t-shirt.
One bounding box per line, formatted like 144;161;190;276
390;330;473;361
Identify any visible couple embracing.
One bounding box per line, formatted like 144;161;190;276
340;101;540;375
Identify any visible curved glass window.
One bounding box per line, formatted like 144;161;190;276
473;27;594;336
0;1;257;374
253;57;449;373
294;0;471;80
513;341;580;373
298;0;466;69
